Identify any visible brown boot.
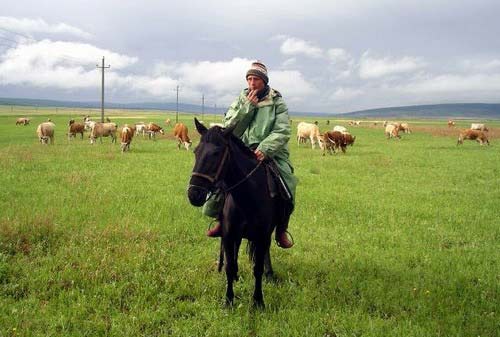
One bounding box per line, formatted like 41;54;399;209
276;231;293;249
206;222;222;237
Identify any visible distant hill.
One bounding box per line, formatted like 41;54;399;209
0;97;225;115
1;97;499;119
337;103;500;119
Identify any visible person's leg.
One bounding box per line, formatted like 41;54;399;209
203;192;224;237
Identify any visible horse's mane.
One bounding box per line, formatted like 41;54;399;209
204;126;256;160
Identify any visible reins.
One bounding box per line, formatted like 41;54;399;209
190;143;263;193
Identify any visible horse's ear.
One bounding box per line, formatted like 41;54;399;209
194;118;207;135
222;122;237;138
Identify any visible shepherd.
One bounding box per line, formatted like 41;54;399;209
199;61;297;249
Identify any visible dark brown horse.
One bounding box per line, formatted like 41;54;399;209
187;118;290;308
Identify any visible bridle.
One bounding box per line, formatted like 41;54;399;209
189;143;263;194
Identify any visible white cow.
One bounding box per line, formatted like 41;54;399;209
470;123;488;131
333;125;348;134
36;122;56;144
297;122;322;149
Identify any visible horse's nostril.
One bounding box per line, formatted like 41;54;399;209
187;187;207;207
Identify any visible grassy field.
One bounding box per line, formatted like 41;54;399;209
0;107;499;337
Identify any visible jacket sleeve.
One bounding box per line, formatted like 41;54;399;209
223;91;256;138
256;98;291;157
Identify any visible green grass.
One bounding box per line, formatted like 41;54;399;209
0;108;499;337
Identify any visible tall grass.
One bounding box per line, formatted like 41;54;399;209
0;110;498;336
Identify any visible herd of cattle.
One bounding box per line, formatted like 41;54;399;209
17;116;193;153
16;116;492;153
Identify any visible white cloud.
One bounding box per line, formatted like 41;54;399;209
359;52;426;79
397;73;500;94
281;58;297;68
331;87;364;101
0;16;92;39
269;70;315;103
280;37;323;58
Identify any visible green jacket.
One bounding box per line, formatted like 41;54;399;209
223;88;297;201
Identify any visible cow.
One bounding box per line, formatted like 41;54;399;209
120;125;135;152
165;118;172;126
36;122;55;145
297;122;322;149
67;119;85;140
470;123;488;132
399;122;411;134
84;120;96;131
321;131;347;155
385;124;401;139
147;123;164;140
333;125;348;134
344;132;356;146
16;117;30;125
90;122;117;144
448;120;455;128
173;123;192;150
135;122;148;137
457;129;490;146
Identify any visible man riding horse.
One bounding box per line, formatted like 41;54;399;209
202;61;297;248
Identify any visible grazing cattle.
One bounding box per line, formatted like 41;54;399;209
165;118;172;126
344;132;356;146
90;122;117;144
385;124;401;139
147;123;164;140
321;131;347;155
348;120;361;126
383;121;388;127
120;125;134;152
36;122;55;144
135;122;147;137
448;120;455;127
326;120;330;125
399;122;411;134
173;123;192;150
297;122;322;149
84;120;96;131
16;117;30;125
457;129;490;146
68;120;85;140
470;123;488;132
333;125;348;134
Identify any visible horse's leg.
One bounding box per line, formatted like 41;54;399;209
264;246;273;279
223;238;236;306
252;241;268;308
218;239;224;273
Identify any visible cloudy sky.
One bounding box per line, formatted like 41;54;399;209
1;0;500;113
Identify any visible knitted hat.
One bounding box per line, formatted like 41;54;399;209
246;61;269;84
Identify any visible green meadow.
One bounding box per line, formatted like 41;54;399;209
0;106;499;337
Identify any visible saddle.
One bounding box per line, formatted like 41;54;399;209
263;159;293;205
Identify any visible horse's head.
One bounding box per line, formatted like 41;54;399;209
187;118;235;207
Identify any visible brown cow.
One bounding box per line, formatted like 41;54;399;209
67;120;85;140
448;120;455;127
147;123;164;140
16;117;30;125
457;129;490;146
173;123;192;150
344;133;356;146
321;131;346;155
165;118;172;126
90;122;117;144
120;125;135;152
385;124;401;139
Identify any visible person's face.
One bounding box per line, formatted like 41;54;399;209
247;75;265;92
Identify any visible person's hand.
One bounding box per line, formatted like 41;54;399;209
254;149;265;161
247;89;259;106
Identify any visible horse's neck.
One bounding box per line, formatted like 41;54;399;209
224;144;260;189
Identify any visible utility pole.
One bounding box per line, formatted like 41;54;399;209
201;94;205;121
96;56;110;122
